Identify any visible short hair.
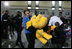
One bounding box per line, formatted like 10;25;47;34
5;10;8;13
17;11;21;13
24;9;30;14
55;22;60;26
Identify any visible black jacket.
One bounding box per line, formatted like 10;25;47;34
14;14;22;32
60;17;67;24
2;14;10;25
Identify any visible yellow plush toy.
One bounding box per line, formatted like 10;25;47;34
26;14;56;44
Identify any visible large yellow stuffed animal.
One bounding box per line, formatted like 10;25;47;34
26;14;56;44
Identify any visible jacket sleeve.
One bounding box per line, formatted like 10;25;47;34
23;18;27;29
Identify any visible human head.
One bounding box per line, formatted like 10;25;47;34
55;22;60;27
24;9;30;17
17;11;22;16
35;10;38;16
17;11;21;14
5;10;9;14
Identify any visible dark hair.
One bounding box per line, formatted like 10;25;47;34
24;9;30;14
5;10;8;12
35;10;38;16
55;22;60;27
17;11;21;13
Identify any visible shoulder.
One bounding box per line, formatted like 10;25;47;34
23;16;27;20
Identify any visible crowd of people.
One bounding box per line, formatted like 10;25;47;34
1;9;71;48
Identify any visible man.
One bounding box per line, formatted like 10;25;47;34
49;16;66;48
59;15;68;24
48;16;63;26
2;10;10;39
14;11;24;48
53;22;66;48
23;9;36;48
9;14;15;39
1;11;5;37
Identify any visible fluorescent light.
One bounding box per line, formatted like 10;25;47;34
59;8;62;10
52;1;55;6
4;1;9;6
28;7;31;9
59;1;62;6
52;8;55;10
36;7;39;9
28;1;31;5
36;1;39;5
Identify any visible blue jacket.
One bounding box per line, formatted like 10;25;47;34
23;16;32;33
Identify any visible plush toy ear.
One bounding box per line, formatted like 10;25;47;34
31;15;36;21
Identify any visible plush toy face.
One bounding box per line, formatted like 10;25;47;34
31;14;48;29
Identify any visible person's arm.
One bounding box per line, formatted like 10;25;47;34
23;18;27;29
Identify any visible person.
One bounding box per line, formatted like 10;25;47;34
9;14;15;39
67;20;71;27
1;11;5;37
2;10;10;39
48;16;66;48
14;11;24;48
51;22;66;48
1;11;5;47
59;15;68;24
48;16;63;26
23;9;36;48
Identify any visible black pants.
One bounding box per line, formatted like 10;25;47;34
16;32;24;48
25;32;35;48
9;23;15;35
15;26;24;48
2;22;8;38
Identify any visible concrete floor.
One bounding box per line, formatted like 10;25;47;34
1;29;71;48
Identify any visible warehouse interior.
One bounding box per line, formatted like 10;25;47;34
1;1;71;48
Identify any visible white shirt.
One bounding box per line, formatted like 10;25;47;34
49;16;63;26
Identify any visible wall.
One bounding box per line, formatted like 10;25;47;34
1;1;71;16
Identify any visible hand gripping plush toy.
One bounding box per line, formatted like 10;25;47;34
26;14;56;44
